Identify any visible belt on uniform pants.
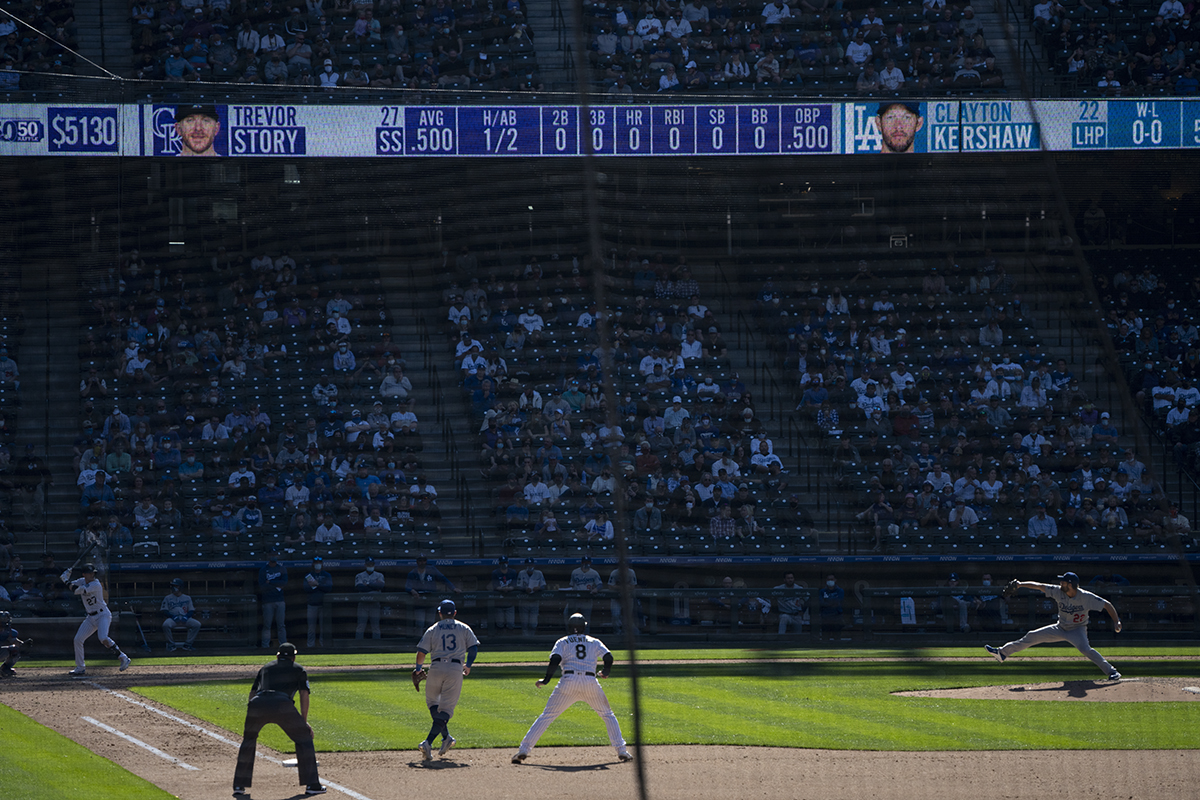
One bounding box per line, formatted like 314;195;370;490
563;670;595;676
88;611;100;616
432;658;461;663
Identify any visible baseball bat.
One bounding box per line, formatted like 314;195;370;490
126;602;151;652
65;541;99;575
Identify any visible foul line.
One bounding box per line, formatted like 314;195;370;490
82;716;200;770
84;680;375;800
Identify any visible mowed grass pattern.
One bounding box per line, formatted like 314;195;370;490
134;658;1200;753
0;702;176;800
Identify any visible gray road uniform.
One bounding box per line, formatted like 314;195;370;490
993;586;1117;676
417;616;480;722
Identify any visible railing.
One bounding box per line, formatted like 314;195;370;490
1020;40;1046;98
785;416;813;494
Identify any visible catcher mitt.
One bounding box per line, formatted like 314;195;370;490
412;667;427;692
1002;579;1021;598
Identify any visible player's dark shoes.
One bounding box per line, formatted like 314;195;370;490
984;645;1006;663
511;753;527;764
1109;670;1122;681
1;664;15;677
439;735;456;756
305;784;327;795
182;643;195;651
418;741;432;761
67;668;87;677
618;752;634;762
231;788;249;798
166;643;177;652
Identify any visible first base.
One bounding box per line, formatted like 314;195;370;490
282;758;320;767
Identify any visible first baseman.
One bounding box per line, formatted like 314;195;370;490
985;571;1123;680
512;613;632;765
414;599;479;761
64;563;131;676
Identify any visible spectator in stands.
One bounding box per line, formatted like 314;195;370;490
1027;503;1057;539
844;31;871;71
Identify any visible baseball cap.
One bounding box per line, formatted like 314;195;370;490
174;104;219;123
170;578;183;587
877;101;921;116
499;555;508;563
277;642;298;657
949;572;959;580
437;599;457;615
525;557;534;564
1057;572;1080;586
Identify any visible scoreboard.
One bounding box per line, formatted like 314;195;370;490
1;99;1199;156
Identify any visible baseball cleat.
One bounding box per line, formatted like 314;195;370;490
618;752;634;762
439;735;456;756
418;741;432;761
182;643;195;651
119;653;132;671
166;643;177;652
511;753;527;764
68;668;87;677
305;784;327;795
1;664;15;677
984;645;1006;663
1109;670;1122;681
232;788;249;798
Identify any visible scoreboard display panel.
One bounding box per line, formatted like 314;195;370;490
0;100;1198;156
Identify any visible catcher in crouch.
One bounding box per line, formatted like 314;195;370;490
985;572;1123;681
412;599;478;761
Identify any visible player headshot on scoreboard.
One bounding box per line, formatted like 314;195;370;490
174;104;223;157
876;101;924;154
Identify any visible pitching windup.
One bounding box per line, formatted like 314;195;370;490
986;571;1122;680
513;613;632;764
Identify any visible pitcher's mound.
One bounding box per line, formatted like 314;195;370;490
896;677;1200;702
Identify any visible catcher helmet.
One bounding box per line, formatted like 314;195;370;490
567;613;588;634
437;599;457;617
0;610;10;627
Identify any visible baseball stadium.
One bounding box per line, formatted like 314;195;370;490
2;0;1200;797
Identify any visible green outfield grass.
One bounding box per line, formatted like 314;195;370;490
20;643;1200;670
0;702;175;800
134;655;1200;754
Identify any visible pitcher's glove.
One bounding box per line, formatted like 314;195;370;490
1002;579;1021;598
412;667;427;692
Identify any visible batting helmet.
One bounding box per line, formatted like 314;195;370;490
437;599;457;617
567;613;588;634
81;563;96;574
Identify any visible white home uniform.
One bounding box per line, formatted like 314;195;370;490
417;616;479;721
67;572;130;673
993;586;1116;675
515;633;629;759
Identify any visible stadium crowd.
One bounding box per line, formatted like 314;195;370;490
72;247;442;567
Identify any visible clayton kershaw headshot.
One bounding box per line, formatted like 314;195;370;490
876;101;924;154
174;104;221;157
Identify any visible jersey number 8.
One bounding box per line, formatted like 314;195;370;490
575;643;587;659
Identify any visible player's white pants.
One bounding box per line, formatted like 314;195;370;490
74;609;114;669
517;674;627;757
426;661;466;720
999;623;1115;675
